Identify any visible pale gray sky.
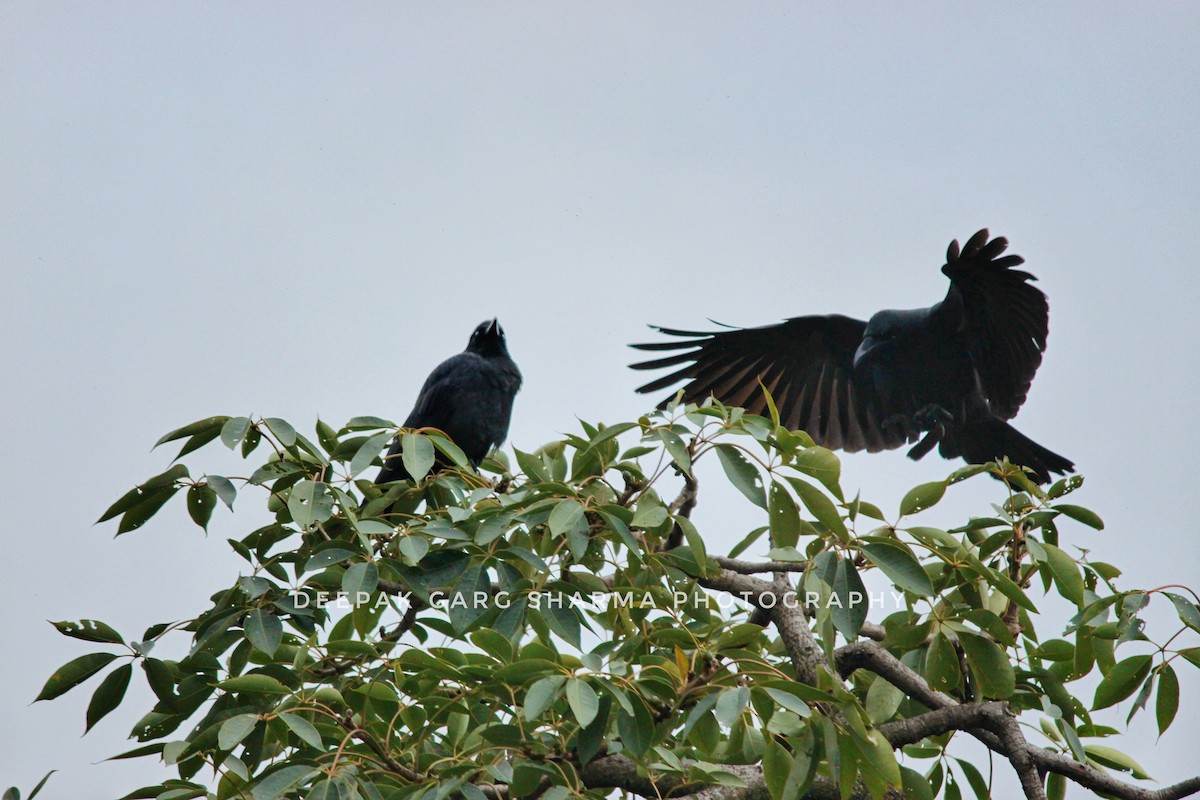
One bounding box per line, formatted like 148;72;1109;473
3;4;1198;797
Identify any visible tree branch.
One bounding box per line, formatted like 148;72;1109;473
712;556;808;574
837;640;1200;800
580;753;864;800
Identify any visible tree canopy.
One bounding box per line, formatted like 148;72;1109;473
16;402;1200;800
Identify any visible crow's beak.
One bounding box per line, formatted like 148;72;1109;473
853;336;877;368
485;318;501;336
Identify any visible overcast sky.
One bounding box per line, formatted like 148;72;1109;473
3;4;1198;798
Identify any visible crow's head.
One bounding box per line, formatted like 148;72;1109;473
854;308;928;367
467;318;510;357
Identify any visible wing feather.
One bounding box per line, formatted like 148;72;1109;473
938;230;1050;420
630;315;887;450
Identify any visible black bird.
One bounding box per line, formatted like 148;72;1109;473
376;318;522;484
630;230;1073;482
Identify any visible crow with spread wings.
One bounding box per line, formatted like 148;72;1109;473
630;230;1073;482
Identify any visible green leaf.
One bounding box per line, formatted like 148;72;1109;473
899;481;947;516
35;652;119;701
430;431;472;470
306;779;345;800
279;712;324;749
953;759;989;800
763;738;791;800
288;480;334;529
141;658;176;704
243;609;282;656
1046;772;1066;800
548;499;586;537
218;713;259;750
786;476;847;541
1164;592;1200;634
580;421;638;454
524;675;566;721
1178;648;1200;669
856;729;902;791
154;416;229;447
187;485;217;531
1034;639;1074;662
768;482;801;549
1042;543;1084;605
865;675;904;724
1156;664;1179;735
85;663;132;732
925;632;961;694
1053;504;1104;530
219;674;291;695
305;546;356;571
616;700;654;756
830;557;868;640
900;767;934;800
542;601;582;649
715;444;767;509
25;772;55;800
350;432;392;478
656;428;692;476
1093;654;1153;710
97;464;189;523
342;415;395;431
116;486;180;535
221;416;252;448
398;536;428;566
251;765;316;800
51;619;124;645
448;563;490;634
861;541;934;597
514;447;549;482
263;418;297;447
631;498;668;529
566;679;599;727
178;428;226;460
982;566;1038;613
728;525;768;559
207;475;237;510
791;447;842;500
401;432;435;481
1083;745;1151;780
762;688;812;719
342;562;379;598
958;631;1015;698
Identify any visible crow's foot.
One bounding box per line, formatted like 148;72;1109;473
914;404;954;428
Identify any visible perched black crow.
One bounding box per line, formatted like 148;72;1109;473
376;318;522;484
630;230;1073;482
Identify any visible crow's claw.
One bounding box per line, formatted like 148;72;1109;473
914;404;954;427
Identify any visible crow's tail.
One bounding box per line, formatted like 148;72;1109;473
936;417;1074;484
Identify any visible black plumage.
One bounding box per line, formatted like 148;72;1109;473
376;318;522;484
630;230;1073;482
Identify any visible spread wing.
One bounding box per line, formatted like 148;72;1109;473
937;229;1049;420
629;315;906;453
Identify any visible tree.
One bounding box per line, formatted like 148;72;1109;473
21;402;1200;800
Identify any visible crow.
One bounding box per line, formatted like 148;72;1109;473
376;318;522;484
629;230;1073;482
